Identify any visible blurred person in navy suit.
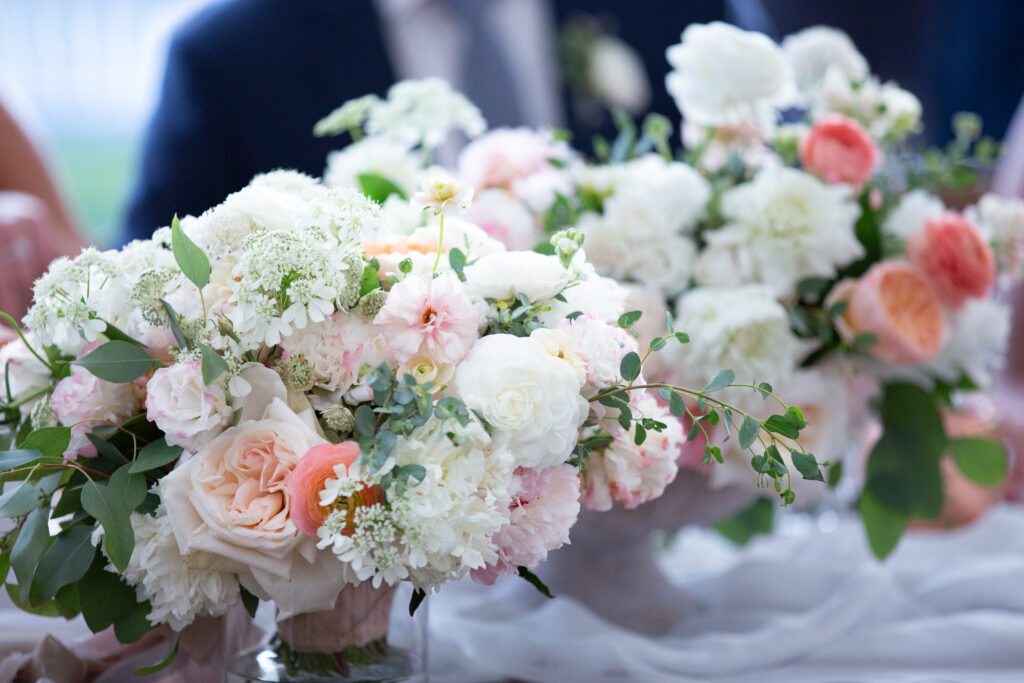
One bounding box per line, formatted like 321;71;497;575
122;0;747;242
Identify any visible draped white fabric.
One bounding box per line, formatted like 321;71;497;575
429;505;1024;682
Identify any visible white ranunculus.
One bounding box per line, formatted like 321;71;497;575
883;189;945;241
699;167;862;297
463;251;569;302
781;26;869;98
665;22;795;129
454;335;587;470
589;35;651;114
672;285;800;388
145;360;233;452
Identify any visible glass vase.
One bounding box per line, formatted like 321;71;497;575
223;582;427;683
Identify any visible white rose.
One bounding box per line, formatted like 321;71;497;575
454;335;587;470
666;22;795;128
589;35;651;114
145;360;233;452
529;328;587;387
560;314;636;390
463;251;570;302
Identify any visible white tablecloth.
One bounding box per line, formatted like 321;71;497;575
428;505;1024;682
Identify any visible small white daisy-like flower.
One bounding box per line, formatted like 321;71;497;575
412;170;474;216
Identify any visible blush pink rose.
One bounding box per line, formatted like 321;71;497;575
286;441;365;537
907;213;996;310
373;272;480;365
160;398;327;580
51;353;140;460
800;114;880;186
145;360;232;452
834;262;947;364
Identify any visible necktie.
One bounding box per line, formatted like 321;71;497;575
448;0;524;129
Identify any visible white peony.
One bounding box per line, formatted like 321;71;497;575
463;251;569;302
145;360;233;452
454;335;588;470
781;26;869;98
883;189;945;241
559;313;637;390
665;22;794;129
672;285;800;388
698;167;863;297
120;505;240;630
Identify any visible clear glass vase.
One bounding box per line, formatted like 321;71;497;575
223;582;428;683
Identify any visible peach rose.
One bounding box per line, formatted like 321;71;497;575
907;213;996;310
286;441;361;537
833;262;947;364
800;114;880;186
161;398;327;580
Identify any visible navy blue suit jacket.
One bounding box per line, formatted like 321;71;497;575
121;0;727;243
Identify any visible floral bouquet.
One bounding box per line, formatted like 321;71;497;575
316;24;1019;563
0;83;823;677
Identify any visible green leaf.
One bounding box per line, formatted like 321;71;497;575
72;341;154;384
791;451;824;482
714;498;775;545
354;405;376;437
763;415;800;439
619;352;641;382
739;415;760;450
160;299;188;349
114;600;155;644
703;369;734;393
409;587;427;617
102;321;144;346
135;631;180;676
668;391;686;418
240;586;259;618
87;434;128;465
359;265;380;298
199;343;229;386
0;449;58;472
448;248;467;276
634;423;647;446
81;467;148;572
0;482;42;517
949;437;1007;486
358;173;407;203
171;214;211;290
859;491;908;560
79;554;140;632
757;382;773;399
517;566;554;599
128;438;183;474
617;310;642;329
11;507;50;604
20;427;71;460
30;525;95;603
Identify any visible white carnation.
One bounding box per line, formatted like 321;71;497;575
672;285;799;387
120;506;240;631
665;22;794;129
454;335;588;469
698;167;862;297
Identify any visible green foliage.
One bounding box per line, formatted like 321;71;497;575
128;438;183;474
448;248;467;278
240;586;259;618
619;352;642;382
30;525;95;603
714;498;775;546
19;427;71;460
160;299;188;349
949;437;1007;486
517;566;553;598
135;632;180;675
81;466;148;572
859;491;908;560
199;343;229;385
11;507;50;604
170;215;211;290
738;415;760;449
358;173;406;204
72;340;154;384
703;369;734;393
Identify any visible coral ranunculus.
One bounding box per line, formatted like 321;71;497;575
800;114;880;186
838;262;948;364
286;441;362;537
907;213;996;310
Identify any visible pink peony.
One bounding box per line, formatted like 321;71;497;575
462;188;541;251
286;441;362;537
800;114;880;186
51;354;141;459
373;273;480;365
457;128;572;197
470;464;581;585
907;213;996;310
832;262;947;364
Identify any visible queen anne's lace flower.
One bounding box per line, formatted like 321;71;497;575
367;78;486;149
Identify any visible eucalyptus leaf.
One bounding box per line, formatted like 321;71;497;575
619;352;641;382
171;214;211;290
19;427;71;460
72;341;154;384
859;491;908;560
11;507;50;604
30;525;95;603
199;343;229;385
128;438;183;474
949;437;1007;486
738;415;760;450
703;369;734;393
81;467;147;572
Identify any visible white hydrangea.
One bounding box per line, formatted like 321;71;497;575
120;506;240;631
672;285;800;388
324;136;423;197
697;167;863;298
576;155;710;295
882;189;945;242
781;26;869;99
366;78;486;150
23;248;130;354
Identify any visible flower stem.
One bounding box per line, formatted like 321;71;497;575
0;312;54;373
432;213;445;273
